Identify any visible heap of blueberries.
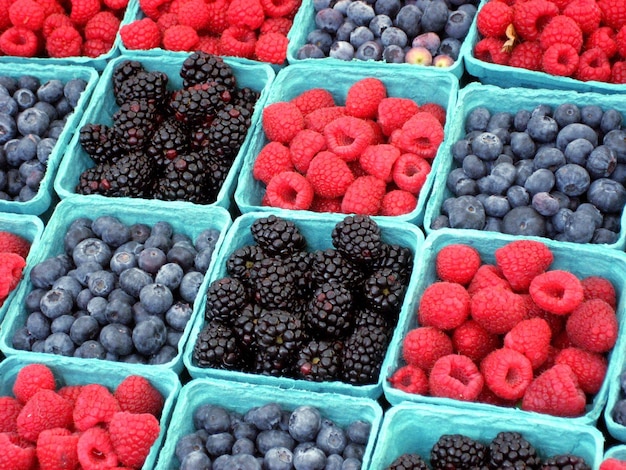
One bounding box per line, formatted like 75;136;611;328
12;215;220;365
0;74;87;202
176;402;371;470
431;103;626;244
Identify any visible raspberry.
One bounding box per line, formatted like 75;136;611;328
503;318;551;369
205;0;228;34
9;0;45;31
291;88;336;117
0;27;38;57
324;116;376;162
265;171;314;210
0;398;22;433
376;97;419;137
555;347;607;394
393;112;444;159
0;0;10;30
304;106;346;133
263;101;304;144
513;0;559;41
481;348;534;400
563;0;602;34
84;11;121;43
16;390;72;442
46;25;82;57
43;14;75;39
436;244;481;286
13;364;55;405
478;0;513;38
139;0;169;20
340;175;386;214
0;433;35;470
521;364;586;417
34;0;64;16
260;17;293;35
598;0;626;30
576;47;612;82
391;153;431;195
387;364;429;395
528;270;584;315
601;459;626;470
494;239;553;292
452;320;501;363
68;0;100;25
82;38;111;56
177;0;210;30
471;286;527;334
419;102;446;126
260;0;298;18
77;427;118;469
289;129;327;173
359;144;400;182
344;78;387;120
37;428;79;470
73;384;120;431
254;142;294;184
114;376;164;417
539;15;583;53
418;281;471;331
121;19;160;51
429;354;484;402
566;299;617;353
581;275;616;308
0;253;26;300
542;43;580;76
611;61;626;83
474;37;511;65
467;264;510;296
617;25;626;58
254;32;287;64
509;41;542;70
163;24;199;51
103;0;128;9
523;294;565;337
402;326;454;371
226;0;264;29
310;196;342;213
586;27;617;58
109;412;160;468
56;385;83;406
380;190;417;216
306;151;354;198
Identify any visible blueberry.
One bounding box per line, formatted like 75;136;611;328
563;211;596;243
166;329;183;348
51;314;75;334
180;271;204;303
588;178;626;213
551;207;573;233
32;340;46;353
335;20;357;41
139;283;174;315
99;323;134;356
576;202;603;226
288;406;322;443
355;40;383;60
444;9;471;39
508;132;534;160
526;115;558;143
74;340;107;359
109;287;138;305
51;275;82;299
452;139;471;164
229;453;262;469
232;437;255;456
0;95;18;116
462;155;488;183
26;311;51;340
256;430;295;455
466;107;490;133
18;75;40;92
612;163;626;185
68;261;102;287
316;420;347;455
144;234;171;252
44;332;75;356
564;138;594;165
329;41;355;60
313;0;332;11
4;139;21;166
165;301;192;331
167;244;196;271
264;447;293;470
603;129;626;163
477;174;509;195
530;104;552;118
233;421;258;441
115;240;144;256
14;88;37;110
421;0;448;33
349;25;374;49
55;98;72;118
448;168;478;196
204;432;235;458
26;288;47;312
381;26;407;47
316;8;344;33
246;403;283;430
0;114;17;145
346;420;370;445
34;101;58;121
297;44;327;59
603;213;621;232
447;195;485;229
194;404;232;433
130;223;151;243
553;163;590;197
395;5;422;38
37;80;64;103
343;442;364;461
341;457;361;469
63;78;87;108
491;162;517;186
18;185;37;202
553;103;581;128
369;14;393;36
69;315;100;344
580;105;603;129
502;206;546;237
0;76;17;94
587;145;617;179
487;112;513;132
109;251;137;274
325;454;344;470
105;298;133;325
21;161;45;190
137;247;167;274
133;316;167;355
375;0;401;16
40;288;74;319
524;168;555;195
601;109;623;134
87;296;109;324
119;267;153;298
347;1;375;26
96;220;131;248
308;29;334;54
12;327;37;351
382;44;405;62
17;108;50;137
513;109;531;132
86;269;115;297
73;238;112;267
483;195;510;217
593;228;619;244
176;433;206;462
292;442;327;469
534;147;565;171
180;450;212;470
556;123;598;151
531;192;559;217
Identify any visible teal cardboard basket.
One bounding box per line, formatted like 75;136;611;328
604;325;626;443
605;445;626;462
233;62;459;226
54;53;275;212
0;197;231;374
153;377;383;469
423;82;626;250
0;354;180;470
381;228;626;427
0;62;98;216
369;402;604;469
183;210;424;399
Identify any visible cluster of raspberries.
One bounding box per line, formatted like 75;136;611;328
0;0;127;58
253;77;446;216
389;239;618;418
474;0;626;84
120;0;300;64
0;231;31;308
0;363;164;469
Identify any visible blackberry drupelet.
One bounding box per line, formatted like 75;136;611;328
226;244;266;289
208;104;253;161
296;339;343;382
363;268;407;315
116;71;169;107
430;434;488;470
112;100;159;151
488;432;541;470
112;60;145;97
180;51;237;90
305;281;353;339
310;248;364;288
79;123;110;164
250;215;307;257
154;152;210;203
193;320;242;369
254;309;305;377
76;163;108;195
341;324;388;385
205;277;248;325
204;152;231;202
97;151;155;198
232;86;260;114
146;118;190;168
331;215;383;265
540;454;590;470
372;243;413;283
249;257;296;310
169;82;232;124
385;453;430;470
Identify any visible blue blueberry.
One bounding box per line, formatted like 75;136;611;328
593;228;618;244
204;432;235;458
576;202;603;226
0;95;18;116
445;9;471;39
343;442;364;461
341;457;361;469
564;138;594;165
509;132;535;160
26;311;51;340
232;437;255;456
612;163;626;185
68;261;102;287
17;108;50;137
37;80;64;103
0;77;17;94
51;314;75;334
513;109;531;132
447;195;485;229
580;105;603;129
375;0;401;16
477;174;509;195
167;244;196;271
148;345;177;364
264;447;293;470
553;103;581;128
465;107;490;133
355;40;383;60
0;114;17;145
144;234;171;252
531;192;560;217
194;404;232;433
316;420;347;455
176;433;206;462
120;353;147;364
369;14;393;37
40;288;74;319
119;267;153;298
586;145;617;179
381;26;407;47
153;262;183;289
166;329;183;348
105;298;133;325
18;75;40;92
109;251;136;275
4;139;22;166
63;78;87;108
551;207;573;233
97;220;131;248
325;454;344;470
74;340;107;359
32;340;46;353
292;442;327;469
257;430;295;455
524;168;555;195
530;104;552;118
133;316;167;355
452;139;471;164
491;162;517;186
329;41;355;60
12;327;37;351
602;213;621;232
43;332;75;356
316;8;344;33
180;271;204;303
21;161;45;190
587;178;626;213
18;185;37;202
137;246;167;274
347;1;376;26
288;406;322;443
130;223;151;243
297;44;326;59
313;0;332;11
487;112;513;132
603;129;626;163
227;453;261;469
533;147;565;171
55;99;72;118
87;296;109;324
556;123;598;151
87;269;116;297
26;288;47;312
246;403;283;431
34;101;58;122
69;315;100;344
563;211;596;243
462;155;488;180
421;0;448;32
601;109;623;134
335;20;357;42
139;283;174;315
50;276;81;300
502;206;546;237
346;420;370;445
446;168;477;196
483;195;510;217
395;5;422;39
233;421;258;441
308;29;334;55
73;238;112;267
99;323;134;356
350;25;375;49
115;240;144;256
526;115;558;143
382;44;405;62
13;88;37;110
165;301;192;331
554;164;591;197
132;302;152;324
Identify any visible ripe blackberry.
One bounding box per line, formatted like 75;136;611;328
146;118;190;168
287;250;313;295
232;86;259;114
341;324;388;385
372;243;413;283
488;432;541;470
154;152;210;203
97;151;155;198
430;434;488;470
250;215;307;258
169;82;232;124
331;215;383;266
249;257;296;310
232;302;264;353
193;320;243;369
112;100;159;151
76;163;108;195
189;120;213;151
180;51;237;91
79;123;111;164
226;244;266;289
205;277;248;325
116;70;169;107
112;59;145;97
310;248;364;288
385;453;430;470
208;104;253;161
253;309;305;377
353;308;390;334
204;152;231;202
541;454;590;470
296;339;343;382
362;268;407;315
305;281;353;339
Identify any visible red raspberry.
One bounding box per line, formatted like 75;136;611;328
467;264;509;296
418;281;471;331
289;129;326;173
521;364;586;417
82;38;111;56
0;253;25;300
581;275;616;308
73;384;120;431
77;427;118;469
576;47;612;82
103;0;128;9
509;41;542;70
391;153;431;195
37;428;79;470
566;299;617;353
529;270;584;315
611;61;626;83
359;144;400;182
291;88;336;116
109;412;160;468
513;0;559;41
452;320;501;363
17;390;72;442
542;42;579;76
34;0;64;16
380;190;417;216
494;239;553;292
436;244;481;286
0;0;10;30
340;175;386;215
121;18;161;49
254;142;294;184
481;348;534;400
376;97;419;137
306;151;354;199
260;0;298;18
476;386;516;407
471;286;527;334
503;317;551;369
429;354;484;402
56;385;83;406
477;0;513;38
263;101;304;144
226;0;264;30
563;0;601;34
13;364;55;405
601;459;626;470
0;27;38;57
586;26;617;58
9;0;45;31
265;171;314;210
177;0;210;30
115;376;164;417
68;0;100;25
163;24;199;51
345;78;387;120
387;365;429;395
393;112;444;159
0;398;22;433
205;0;228;34
260;17;293;35
46;25;83;57
419;102;446;126
84;11;121;43
304;106;346;133
523;294;565;337
255;32;288;64
43;13;74;37
539;15;583;53
474;37;511;65
310;196;342;213
139;0;170;20
598;0;626;30
616;25;626;58
402;326;454;371
555;347;607;394
323;116;375;162
0;432;35;470
197;35;220;54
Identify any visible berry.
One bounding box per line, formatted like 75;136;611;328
255;32;288;64
304;106;346;133
513;0;559;41
0;27;38;57
0;433;35;470
121;18;162;50
263;101;304;144
510;41;542;71
563;0;602;34
109;411;160;468
391;153;431;195
529;270;584;315
436;244;481;285
480;347;534;400
504;318;552;369
488;431;541;469
474;37;510;65
393;112;444;159
430;434;487;470
452;320;500;363
539;15;583;53
380;190;417;215
73;384;120;431
291;89;335;117
495;240;553;292
521;364;586;417
376;97;419;137
69;0;100;25
36;428;79;470
581;276;616;308
84;11;121;43
177;0;210;30
306;151;354;198
340;175;386;214
386;453;430;470
219;25;256;58
418;281;471;331
387;364;429;395
542;43;579;77
0;398;22;434
555;347;607;394
566;299;617;353
576;48;612;82
470;286;526;334
163;25;199;51
226;0;265;29
601;459;626;470
402;326;453;371
265;171;314;210
345;78;386;120
289;129;327;173
428;354;484;402
598;0;626;30
359;144;400;182
477;0;513;38
324;116;375;162
77;427;118;469
13;364;55;405
253;142;293;185
9;0;45;31
17;390;73;442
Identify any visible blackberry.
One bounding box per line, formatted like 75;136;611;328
385;453;430;470
205;277;248;325
331;215;383;265
180;51;237;90
540;454;590;470
97;151;155;198
372;243;413;282
305;281;353;339
146;118;190;168
296;339;343;382
226;244;266;289
204;152;231;202
362;268;407;315
112;100;159;151
193;320;242;369
79;123;111;164
189;120;213;151
353;308;390;334
169;82;232;124
232;302;264;352
232;86;259;114
310;248;364;288
341;325;388;385
430;434;488;470
154;152;210;203
112;60;145;97
76;163;108;195
208;104;253;161
488;432;541;470
249;257;296;310
250;215;306;257
253;309;305;377
287;250;313;295
116;70;169;107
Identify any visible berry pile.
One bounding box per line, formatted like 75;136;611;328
253;77;445;216
175;401;371;468
386;431;590;469
193;214;413;385
0;363;164;469
298;0;478;66
11;215;221;364
474;0;626;84
0;231;30;307
432;102;626;244
76;53;259;204
0;0;127;58
389;239;617;418
120;0;301;64
0;74;87;203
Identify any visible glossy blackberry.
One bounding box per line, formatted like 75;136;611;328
112;100;159;151
353;308;389;334
253;310;305;377
249;257;296;310
232;302;264;352
154;152;210;203
180;51;237;90
287;250;313;295
169;82;232;124
232;86;259;114
76;163;108;195
204;152;231;202
193;319;242;369
310;248;364;288
112;60;145;96
372;243;413;283
488;432;541;470
208;104;253;161
116;71;169;107
226;244;266;289
341;325;388;385
305;281;353;339
189;120;213;151
296;339;343;382
79;123;111;164
540;454;590;470
205;277;248;325
362;268;407;315
331;215;383;265
97;151;155;198
385;453;430;470
250;215;306;258
146;118;190;168
430;434;487;470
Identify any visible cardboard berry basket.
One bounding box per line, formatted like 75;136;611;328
0;62;98;216
233;61;459;227
0;197;231;374
183;210;424;399
53;53;275;213
381;228;626;427
0;354;180;470
605;445;626;462
604;325;626;442
369;402;603;469
423;82;626;250
153;377;382;469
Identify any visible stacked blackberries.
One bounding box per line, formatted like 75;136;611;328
193;214;413;385
76;52;259;204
